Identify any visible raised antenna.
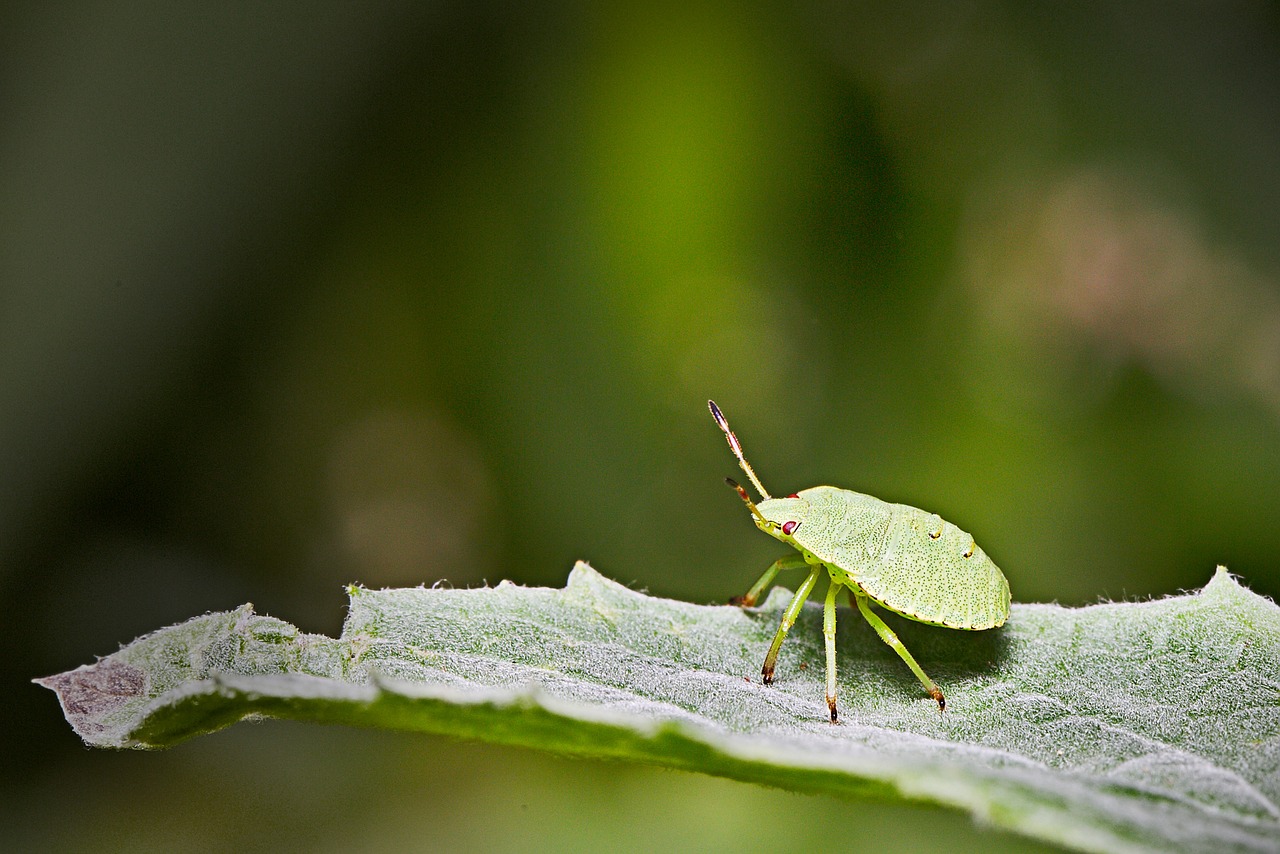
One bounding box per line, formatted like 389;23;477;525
708;400;771;500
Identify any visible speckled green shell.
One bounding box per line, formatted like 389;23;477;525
757;486;1009;630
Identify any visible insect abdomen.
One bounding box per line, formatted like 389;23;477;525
800;490;1009;630
865;504;1007;629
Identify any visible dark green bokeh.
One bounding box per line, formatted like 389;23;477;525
5;3;1278;850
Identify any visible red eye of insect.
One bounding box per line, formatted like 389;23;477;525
782;521;799;535
787;493;799;499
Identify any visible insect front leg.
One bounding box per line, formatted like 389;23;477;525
823;579;843;722
852;590;946;711
731;552;810;607
760;563;823;683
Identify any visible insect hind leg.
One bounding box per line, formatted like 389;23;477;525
852;590;946;711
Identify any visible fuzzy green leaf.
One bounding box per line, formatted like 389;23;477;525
38;563;1280;853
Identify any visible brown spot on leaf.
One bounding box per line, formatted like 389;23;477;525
36;660;147;733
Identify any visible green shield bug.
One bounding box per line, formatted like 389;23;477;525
709;400;1010;721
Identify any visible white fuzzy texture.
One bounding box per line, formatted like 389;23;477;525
38;563;1280;854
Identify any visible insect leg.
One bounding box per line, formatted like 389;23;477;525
761;563;823;684
823;580;842;722
731;552;809;607
852;591;946;711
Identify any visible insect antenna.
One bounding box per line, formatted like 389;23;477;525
725;478;771;527
708;400;772;500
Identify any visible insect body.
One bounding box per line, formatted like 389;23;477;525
709;400;1009;721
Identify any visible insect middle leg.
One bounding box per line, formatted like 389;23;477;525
731;552;810;607
852;590;946;711
760;563;823;684
823;579;843;722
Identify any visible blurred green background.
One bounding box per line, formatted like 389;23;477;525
6;2;1278;851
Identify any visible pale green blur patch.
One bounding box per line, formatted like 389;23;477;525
38;564;1280;854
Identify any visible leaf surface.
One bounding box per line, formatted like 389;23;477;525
38;563;1280;853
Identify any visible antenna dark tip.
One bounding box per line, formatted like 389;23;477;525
724;477;752;503
708;400;726;428
723;476;768;524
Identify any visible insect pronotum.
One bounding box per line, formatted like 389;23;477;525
709;400;1010;721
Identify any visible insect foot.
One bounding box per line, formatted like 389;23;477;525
930;687;946;712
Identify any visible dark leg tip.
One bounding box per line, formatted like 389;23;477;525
729;594;756;607
761;666;774;685
930;688;946;712
828;703;838;723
